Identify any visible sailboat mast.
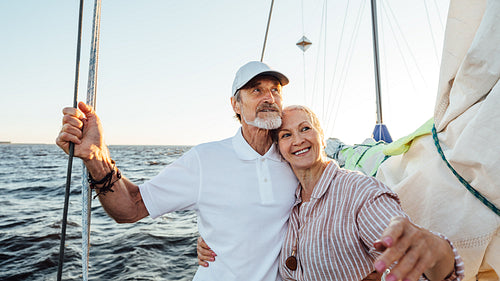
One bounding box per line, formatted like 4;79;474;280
369;0;383;124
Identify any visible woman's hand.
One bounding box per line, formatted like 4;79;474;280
197;237;216;267
373;216;455;281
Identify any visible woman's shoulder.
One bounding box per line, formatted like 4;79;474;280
334;165;396;199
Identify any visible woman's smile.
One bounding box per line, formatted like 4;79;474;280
292;147;310;156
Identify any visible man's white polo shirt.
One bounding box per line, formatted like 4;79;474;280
139;128;297;281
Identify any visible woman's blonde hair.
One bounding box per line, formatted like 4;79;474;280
272;105;324;142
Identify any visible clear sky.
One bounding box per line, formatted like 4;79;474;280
0;0;449;145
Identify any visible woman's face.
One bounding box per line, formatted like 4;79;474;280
277;108;325;171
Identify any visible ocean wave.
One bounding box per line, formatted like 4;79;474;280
1;144;198;280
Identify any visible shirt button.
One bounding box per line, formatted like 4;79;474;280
264;178;268;182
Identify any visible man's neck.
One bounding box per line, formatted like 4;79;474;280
240;124;273;156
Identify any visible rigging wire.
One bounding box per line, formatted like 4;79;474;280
324;0;351;130
301;0;307;104
260;0;275;62
432;0;444;29
300;0;305;35
382;1;425;87
310;0;327;110
324;0;366;137
423;0;440;64
57;0;85;280
316;0;445;139
322;0;328;122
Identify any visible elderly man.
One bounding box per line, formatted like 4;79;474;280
56;61;298;281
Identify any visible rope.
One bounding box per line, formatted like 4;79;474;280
82;1;102;280
432;124;500;217
260;0;275;62
57;0;85;280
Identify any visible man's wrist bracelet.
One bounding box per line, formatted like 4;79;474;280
88;160;122;198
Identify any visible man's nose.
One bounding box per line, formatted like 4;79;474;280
262;89;275;103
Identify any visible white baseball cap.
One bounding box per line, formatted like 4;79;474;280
231;61;289;96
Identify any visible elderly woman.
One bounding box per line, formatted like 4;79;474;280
199;105;464;281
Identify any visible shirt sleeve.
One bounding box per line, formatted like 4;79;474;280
139;147;201;218
357;186;465;281
356;190;407;257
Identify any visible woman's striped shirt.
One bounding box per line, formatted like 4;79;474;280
279;161;464;281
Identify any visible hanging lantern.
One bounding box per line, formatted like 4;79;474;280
296;35;312;52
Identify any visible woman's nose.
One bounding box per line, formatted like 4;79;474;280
291;134;304;146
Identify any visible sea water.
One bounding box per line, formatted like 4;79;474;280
0;144;198;280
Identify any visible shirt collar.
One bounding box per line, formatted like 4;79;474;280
294;160;338;203
232;127;283;162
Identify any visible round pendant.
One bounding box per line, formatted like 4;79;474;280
285;256;297;271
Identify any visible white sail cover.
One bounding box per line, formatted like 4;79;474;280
376;0;500;280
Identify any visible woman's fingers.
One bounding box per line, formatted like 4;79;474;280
197;237;216;267
384;249;428;281
374;216;409;273
374;216;453;281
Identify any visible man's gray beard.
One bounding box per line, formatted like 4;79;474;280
242;109;282;130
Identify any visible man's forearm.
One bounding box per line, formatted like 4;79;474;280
85;157;149;223
97;176;148;223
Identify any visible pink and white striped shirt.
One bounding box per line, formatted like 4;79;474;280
279;161;464;281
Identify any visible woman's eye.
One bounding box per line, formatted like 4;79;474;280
280;133;291;139
301;126;311;132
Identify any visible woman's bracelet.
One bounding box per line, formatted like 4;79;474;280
88;160;122;198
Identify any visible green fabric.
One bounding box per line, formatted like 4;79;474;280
341;142;389;176
336;118;434;176
382;118;434;156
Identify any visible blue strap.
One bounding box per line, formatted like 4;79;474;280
432;124;500;217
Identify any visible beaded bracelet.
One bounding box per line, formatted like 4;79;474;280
88;160;122;198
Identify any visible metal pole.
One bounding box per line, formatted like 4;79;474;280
260;0;275;62
370;0;383;124
82;0;102;279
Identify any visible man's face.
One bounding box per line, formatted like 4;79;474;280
231;76;283;130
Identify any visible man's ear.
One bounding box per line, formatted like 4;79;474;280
231;96;241;115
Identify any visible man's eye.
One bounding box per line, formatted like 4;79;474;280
252;89;261;93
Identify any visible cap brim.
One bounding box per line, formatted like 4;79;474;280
258;71;289;87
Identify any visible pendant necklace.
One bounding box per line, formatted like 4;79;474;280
285;238;298;270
